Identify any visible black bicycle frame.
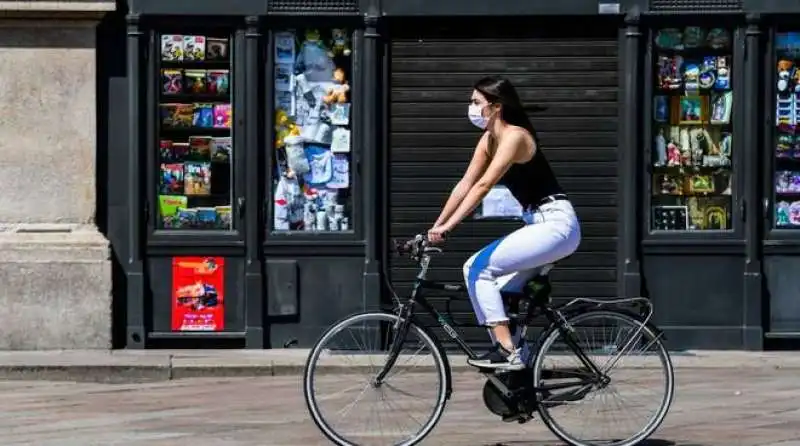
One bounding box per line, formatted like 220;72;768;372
410;279;480;358
375;257;607;394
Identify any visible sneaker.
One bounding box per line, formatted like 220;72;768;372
468;343;525;371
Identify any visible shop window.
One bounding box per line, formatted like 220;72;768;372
157;33;234;230
650;27;734;232
774;32;800;229
271;28;353;233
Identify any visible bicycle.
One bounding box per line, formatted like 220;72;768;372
303;234;674;446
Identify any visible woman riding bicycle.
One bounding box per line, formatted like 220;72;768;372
427;76;581;371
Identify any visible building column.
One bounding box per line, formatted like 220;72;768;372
742;13;763;350
619;7;643;298
0;1;116;349
125;12;146;349
362;12;382;312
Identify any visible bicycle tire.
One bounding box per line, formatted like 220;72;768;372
303;311;451;446
531;309;675;446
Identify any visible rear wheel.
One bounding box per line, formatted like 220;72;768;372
532;310;674;446
303;312;450;446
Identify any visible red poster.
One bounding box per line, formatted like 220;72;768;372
171;257;225;331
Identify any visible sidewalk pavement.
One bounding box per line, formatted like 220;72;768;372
1;349;800;382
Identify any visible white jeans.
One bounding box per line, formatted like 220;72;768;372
463;199;581;328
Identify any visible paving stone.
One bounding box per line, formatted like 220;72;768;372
0;368;797;445
2;350;800;383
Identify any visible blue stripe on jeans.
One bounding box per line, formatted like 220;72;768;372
466;209;534;324
466;237;504;325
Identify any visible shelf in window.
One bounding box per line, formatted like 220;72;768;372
161;60;230;69
652;122;732;128
652;165;731;174
653;192;731;197
161;191;229;197
185;197;232;210
656;47;731;57
654;87;732;95
160;127;231;134
777;191;800;196
160;93;230;102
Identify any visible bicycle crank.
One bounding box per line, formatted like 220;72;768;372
482;371;537;424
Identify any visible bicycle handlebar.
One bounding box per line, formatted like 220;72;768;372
393;234;427;258
393;233;446;260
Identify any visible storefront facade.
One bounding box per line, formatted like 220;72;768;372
90;0;800;350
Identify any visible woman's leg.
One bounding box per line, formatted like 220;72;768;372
462;204;580;369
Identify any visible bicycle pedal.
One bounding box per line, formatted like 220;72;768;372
501;412;534;424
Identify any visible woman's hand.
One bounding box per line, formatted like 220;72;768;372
427;224;453;245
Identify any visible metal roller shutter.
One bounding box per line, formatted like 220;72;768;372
388;19;620;347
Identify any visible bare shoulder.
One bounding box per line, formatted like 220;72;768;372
476;130;493;157
507;125;534;145
505;126;536;160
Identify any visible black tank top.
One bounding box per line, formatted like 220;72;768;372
494;134;564;209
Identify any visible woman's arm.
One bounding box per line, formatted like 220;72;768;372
441;131;534;229
433;132;491;226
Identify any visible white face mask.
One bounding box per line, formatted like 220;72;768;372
468;104;488;129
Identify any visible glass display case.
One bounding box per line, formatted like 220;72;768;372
156;33;234;231
774;32;800;229
270;28;353;233
649;27;734;232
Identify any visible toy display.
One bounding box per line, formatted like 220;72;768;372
157;33;233;230
322;68;350;104
206;38;229;61
651;205;689;231
271;28;354;232
774;33;800;229
651;27;734;232
328;29;352;57
183;35;206;61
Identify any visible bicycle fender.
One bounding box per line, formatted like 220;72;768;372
558;306;668;342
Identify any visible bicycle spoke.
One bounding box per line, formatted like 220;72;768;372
533;310;674;446
337;382;372;422
304;312;448;446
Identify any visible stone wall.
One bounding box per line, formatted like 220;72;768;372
0;1;116;349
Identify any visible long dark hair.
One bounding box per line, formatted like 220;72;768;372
473;75;546;139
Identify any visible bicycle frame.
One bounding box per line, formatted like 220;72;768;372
375;252;611;399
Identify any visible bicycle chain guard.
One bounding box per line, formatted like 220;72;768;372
482;370;537;421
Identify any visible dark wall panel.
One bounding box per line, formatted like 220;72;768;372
269;257;365;348
642;254;747;349
388;19;621;347
765;256;800;333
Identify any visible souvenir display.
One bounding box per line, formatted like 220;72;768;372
650;27;734;232
654;28;683;50
774;33;800;229
161;34;184;61
162;69;183;95
271;28;354;232
651;206;689;231
183;36;206;61
157;33;233;230
206;38;229;61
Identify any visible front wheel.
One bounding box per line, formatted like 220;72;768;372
303;311;450;446
532;309;674;446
